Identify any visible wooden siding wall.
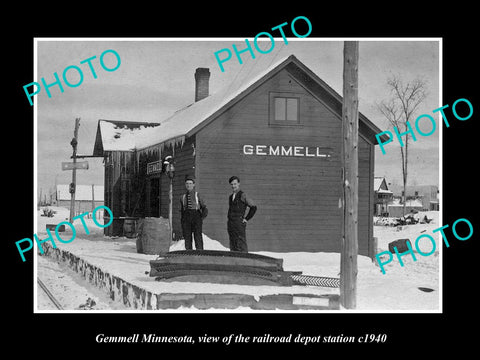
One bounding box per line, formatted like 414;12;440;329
104;138;196;238
134;148;161;218
195;68;374;254
104;151;135;236
158;136;196;239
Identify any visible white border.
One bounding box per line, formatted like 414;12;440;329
33;40;39;313
33;37;443;314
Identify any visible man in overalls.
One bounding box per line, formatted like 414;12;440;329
227;176;257;252
180;176;208;250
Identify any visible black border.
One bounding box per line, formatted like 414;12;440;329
7;7;478;354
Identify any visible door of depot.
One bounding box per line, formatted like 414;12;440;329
146;175;161;217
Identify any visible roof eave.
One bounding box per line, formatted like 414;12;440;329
92;120;104;156
286;56;388;145
93;119;161;154
186;55;299;137
186;55;388;145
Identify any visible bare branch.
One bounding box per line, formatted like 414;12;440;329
376;74;428;216
375;98;402;129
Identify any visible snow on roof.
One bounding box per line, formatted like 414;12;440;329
374;177;390;192
99;121;137;151
406;199;424;207
98;121;161;152
377;189;393;194
57;184;104;201
94;54;385;154
132;55;294;151
388;198;423;207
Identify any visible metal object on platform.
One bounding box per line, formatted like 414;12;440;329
158;249;283;261
154;249;283;270
291;274;340;288
154;269;295;286
149;250;340;289
150;249;289;286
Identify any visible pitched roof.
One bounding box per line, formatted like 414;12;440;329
373;176;392;193
93;54;386;154
93;120;160;155
374;177;384;191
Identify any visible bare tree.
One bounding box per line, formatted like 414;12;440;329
376;75;427;217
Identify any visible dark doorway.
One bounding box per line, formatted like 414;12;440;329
148;176;160;217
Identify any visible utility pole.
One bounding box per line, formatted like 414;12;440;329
69;118;81;223
340;41;359;309
91;183;95;218
163;155;175;243
169;177;173;241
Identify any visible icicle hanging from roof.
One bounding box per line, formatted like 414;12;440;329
135;149;140;172
133;134;186;175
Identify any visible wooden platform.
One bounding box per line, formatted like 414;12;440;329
41;243;340;310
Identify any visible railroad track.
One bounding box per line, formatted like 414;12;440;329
37;278;64;310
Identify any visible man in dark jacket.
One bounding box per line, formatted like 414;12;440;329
180;176;208;250
227;176;257;252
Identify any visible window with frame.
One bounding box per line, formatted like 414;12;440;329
269;92;301;125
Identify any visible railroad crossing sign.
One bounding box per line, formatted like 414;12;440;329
62;161;89;170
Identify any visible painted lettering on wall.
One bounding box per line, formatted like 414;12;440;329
242;144;331;158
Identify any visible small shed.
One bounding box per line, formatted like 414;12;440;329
92;120;160;235
55;184;104;217
387;199;424;218
388;184;439;211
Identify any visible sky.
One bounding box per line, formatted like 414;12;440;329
35;39;440;201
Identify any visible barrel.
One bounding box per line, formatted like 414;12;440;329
136;217;171;255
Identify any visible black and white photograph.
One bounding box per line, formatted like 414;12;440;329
33;38;441;312
6;7;480;353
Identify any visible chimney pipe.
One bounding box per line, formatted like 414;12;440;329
194;68;210;102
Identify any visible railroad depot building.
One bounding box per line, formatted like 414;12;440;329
92;55;384;256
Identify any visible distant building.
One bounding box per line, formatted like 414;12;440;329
373;177;393;216
388;184;439;211
53;184;104;216
387;198;424;218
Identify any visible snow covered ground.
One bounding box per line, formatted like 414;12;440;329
37;255;128;310
35;206;440;312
